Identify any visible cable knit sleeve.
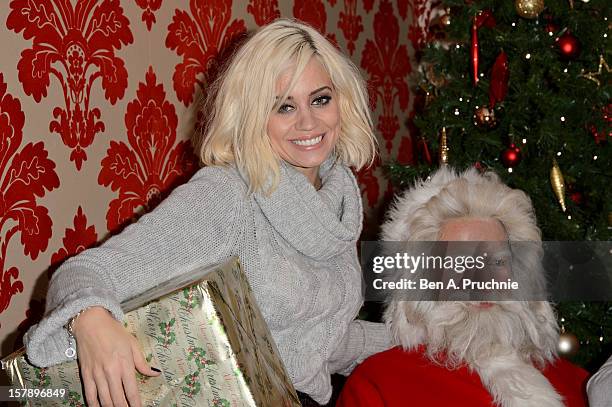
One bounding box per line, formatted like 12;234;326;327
328;320;393;376
587;355;612;407
24;166;246;367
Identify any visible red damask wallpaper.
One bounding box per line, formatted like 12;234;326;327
0;0;428;360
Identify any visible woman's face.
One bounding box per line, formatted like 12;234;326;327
267;57;340;185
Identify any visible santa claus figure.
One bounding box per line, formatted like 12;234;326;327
337;167;589;407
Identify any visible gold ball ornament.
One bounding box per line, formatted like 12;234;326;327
427;7;455;49
558;331;580;357
515;0;545;19
473;106;498;129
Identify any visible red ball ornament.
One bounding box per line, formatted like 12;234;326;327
556;31;581;59
567;184;585;206
501;144;522;168
570;191;584;205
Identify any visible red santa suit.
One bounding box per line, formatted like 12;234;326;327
337;346;589;407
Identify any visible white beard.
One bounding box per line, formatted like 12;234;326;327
385;301;564;407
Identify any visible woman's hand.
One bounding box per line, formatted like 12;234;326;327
72;306;160;407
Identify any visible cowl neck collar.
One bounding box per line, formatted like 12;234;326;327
252;158;363;260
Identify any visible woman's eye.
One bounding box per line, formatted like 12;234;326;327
277;103;295;114
312;95;331;106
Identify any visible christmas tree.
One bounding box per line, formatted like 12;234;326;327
388;0;611;370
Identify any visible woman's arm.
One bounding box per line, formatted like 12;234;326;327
328;320;393;375
24;166;246;367
587;355;612;407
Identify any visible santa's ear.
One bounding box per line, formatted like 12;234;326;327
384;301;426;349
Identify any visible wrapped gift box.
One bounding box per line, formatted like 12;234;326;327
3;257;300;407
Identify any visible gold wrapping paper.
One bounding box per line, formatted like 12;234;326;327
3;257;300;407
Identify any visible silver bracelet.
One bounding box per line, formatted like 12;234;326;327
65;307;94;337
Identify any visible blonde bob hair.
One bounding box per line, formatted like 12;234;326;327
198;18;377;194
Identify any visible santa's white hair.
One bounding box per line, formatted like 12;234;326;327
382;166;563;407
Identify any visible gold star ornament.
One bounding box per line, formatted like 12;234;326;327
580;55;610;87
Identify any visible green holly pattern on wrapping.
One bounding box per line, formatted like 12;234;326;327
181;370;201;398
212;396;230;407
62;391;85;407
187;346;215;370
156;318;176;348
233;366;243;378
33;367;51;388
180;287;201;310
207;314;225;335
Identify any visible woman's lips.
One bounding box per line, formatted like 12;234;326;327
290;133;324;148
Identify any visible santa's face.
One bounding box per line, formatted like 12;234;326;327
439;217;509;307
397;217;555;365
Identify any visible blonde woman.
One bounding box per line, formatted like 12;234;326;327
24;19;392;407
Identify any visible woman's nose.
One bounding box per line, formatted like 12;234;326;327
296;107;316;131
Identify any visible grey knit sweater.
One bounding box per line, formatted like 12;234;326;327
588;355;612;407
24;158;392;404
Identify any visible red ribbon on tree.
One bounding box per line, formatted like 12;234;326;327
489;51;509;108
417;137;433;165
471;10;496;85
